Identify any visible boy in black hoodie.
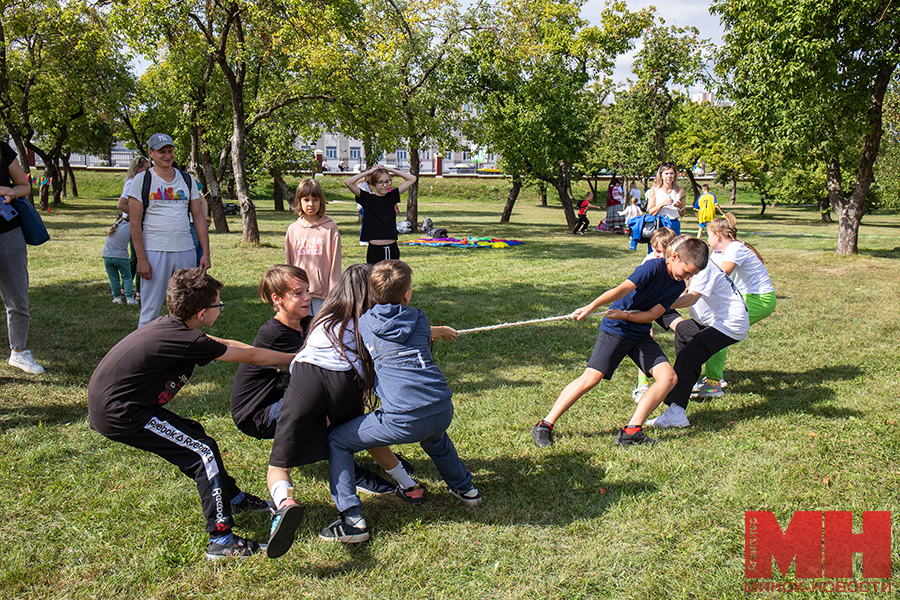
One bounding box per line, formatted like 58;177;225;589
320;260;480;543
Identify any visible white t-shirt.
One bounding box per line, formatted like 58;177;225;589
629;187;642;202
687;262;749;341
120;177;135;200
128;169;199;252
651;186;682;220
711;241;775;295
292;322;362;374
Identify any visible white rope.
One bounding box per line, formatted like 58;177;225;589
457;312;578;334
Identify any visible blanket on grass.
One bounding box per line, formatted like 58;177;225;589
403;237;524;249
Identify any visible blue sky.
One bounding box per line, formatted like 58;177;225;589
582;0;725;87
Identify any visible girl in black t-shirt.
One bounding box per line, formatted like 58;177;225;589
344;165;417;264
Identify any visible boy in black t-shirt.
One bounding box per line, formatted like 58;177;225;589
344;165;417;264
531;238;709;448
230;266;311;439
88;268;296;560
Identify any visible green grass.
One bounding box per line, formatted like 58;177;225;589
1;174;899;599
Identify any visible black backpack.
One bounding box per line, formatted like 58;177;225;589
140;168;194;222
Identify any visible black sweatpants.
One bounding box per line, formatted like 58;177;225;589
110;408;240;536
573;214;589;234
665;318;740;410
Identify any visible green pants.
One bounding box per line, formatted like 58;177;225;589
704;292;776;382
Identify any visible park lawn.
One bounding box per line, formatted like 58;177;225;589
0;178;898;599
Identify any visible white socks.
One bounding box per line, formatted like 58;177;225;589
387;462;416;489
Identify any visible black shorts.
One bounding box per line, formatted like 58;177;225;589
587;330;670;379
269;362;364;468
366;242;399;265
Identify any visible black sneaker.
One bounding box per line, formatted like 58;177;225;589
232;492;274;515
449;485;483;507
205;535;266;560
267;500;304;559
614;427;658;447
355;462;395;495
319;517;370;543
395;481;427;505
531;420;554;447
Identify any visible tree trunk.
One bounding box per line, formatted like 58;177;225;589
202;151;228;234
538;181;547;207
59;155;69;198
759;196;767;216
271;167;293;212
556;160;577;227
406;145;420;229
683;168;700;202
818;196;833;222
833;62;894;254
363;137;379;169
501;174;522;222
63;153;77;197
729;176;737;205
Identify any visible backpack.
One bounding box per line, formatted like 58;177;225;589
140;168;194;223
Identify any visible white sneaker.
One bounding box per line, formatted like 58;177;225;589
690;376;705;397
646;405;690;428
126;297;139;305
112;296;124;304
8;350;45;375
632;383;650;403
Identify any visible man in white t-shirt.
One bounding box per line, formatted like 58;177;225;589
129;133;210;327
646;257;749;428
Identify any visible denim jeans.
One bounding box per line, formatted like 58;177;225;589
328;406;472;515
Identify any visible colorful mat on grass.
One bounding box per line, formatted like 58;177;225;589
403;237;524;249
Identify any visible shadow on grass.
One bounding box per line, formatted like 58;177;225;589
868;247;900;258
688;364;865;429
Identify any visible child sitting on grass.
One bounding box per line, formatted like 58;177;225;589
88;267;296;560
320;260;477;544
531;238;708;448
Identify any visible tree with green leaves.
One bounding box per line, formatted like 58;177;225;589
1;0;132;209
111;0;347;243
464;0;649;227
713;0;900;254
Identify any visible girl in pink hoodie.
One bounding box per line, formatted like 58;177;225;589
285;179;342;315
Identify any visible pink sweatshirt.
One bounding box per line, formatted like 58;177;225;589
284;215;342;300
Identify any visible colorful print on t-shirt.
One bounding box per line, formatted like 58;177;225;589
150;186;190;201
295;236;324;256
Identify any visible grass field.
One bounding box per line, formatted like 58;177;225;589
0;175;898;599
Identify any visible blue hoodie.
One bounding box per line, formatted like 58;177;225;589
358;303;453;417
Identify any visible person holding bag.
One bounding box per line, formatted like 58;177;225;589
0;141;44;374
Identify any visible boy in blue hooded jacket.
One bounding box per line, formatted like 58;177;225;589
320;260;480;543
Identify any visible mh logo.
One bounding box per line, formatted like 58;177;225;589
745;511;891;579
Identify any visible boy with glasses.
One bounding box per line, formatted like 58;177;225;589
88;268;296;560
